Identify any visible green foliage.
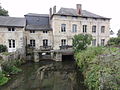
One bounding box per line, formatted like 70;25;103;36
0;5;9;16
75;47;103;71
0;45;7;53
117;29;120;37
3;65;22;75
107;37;120;46
0;71;9;86
2;59;22;75
75;47;120;90
73;34;92;52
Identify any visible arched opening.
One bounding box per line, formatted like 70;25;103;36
62;55;75;61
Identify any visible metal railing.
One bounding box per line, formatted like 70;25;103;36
40;46;53;51
59;45;73;50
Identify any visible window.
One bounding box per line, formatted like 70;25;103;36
13;40;15;48
30;30;35;33
83;25;87;33
72;16;78;19
61;39;66;46
101;39;105;46
61;24;66;32
8;27;15;31
101;26;105;33
30;39;35;47
43;39;48;46
72;24;77;32
8;39;15;48
43;31;48;33
92;25;96;33
61;15;67;19
92;39;96;46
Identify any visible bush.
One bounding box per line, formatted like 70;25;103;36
0;45;7;53
107;37;120;46
2;59;22;75
75;47;120;90
0;71;9;86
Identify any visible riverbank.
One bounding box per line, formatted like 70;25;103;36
75;47;120;90
0;52;26;86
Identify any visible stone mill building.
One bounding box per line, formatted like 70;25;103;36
0;4;111;54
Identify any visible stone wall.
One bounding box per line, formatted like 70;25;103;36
52;15;110;49
0;27;25;52
25;30;53;49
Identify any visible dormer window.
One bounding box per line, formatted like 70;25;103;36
72;16;78;19
61;15;67;19
8;27;15;31
43;31;48;33
30;30;35;33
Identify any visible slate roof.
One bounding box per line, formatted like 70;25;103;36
25;13;49;17
56;8;110;19
25;13;52;30
0;16;26;27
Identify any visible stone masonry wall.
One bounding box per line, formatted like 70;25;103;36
52;15;110;49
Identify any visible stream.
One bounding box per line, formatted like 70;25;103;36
0;60;86;90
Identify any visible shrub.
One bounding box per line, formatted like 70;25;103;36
75;47;120;90
107;37;120;46
0;45;7;53
0;71;9;86
2;59;22;75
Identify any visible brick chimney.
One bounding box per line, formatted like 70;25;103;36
76;4;82;15
53;6;56;14
49;8;52;18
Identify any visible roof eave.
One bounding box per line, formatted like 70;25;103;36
0;25;25;28
51;14;111;20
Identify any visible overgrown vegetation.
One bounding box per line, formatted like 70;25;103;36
0;45;7;53
75;47;120;90
0;71;9;86
107;37;120;46
0;59;23;86
2;59;22;75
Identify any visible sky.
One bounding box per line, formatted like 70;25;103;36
0;0;120;36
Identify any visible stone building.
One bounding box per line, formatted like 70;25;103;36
0;4;111;52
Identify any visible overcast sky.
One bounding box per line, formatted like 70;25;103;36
0;0;120;35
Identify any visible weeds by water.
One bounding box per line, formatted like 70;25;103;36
75;47;120;90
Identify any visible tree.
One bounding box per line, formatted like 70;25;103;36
117;29;120;37
73;34;92;52
0;4;9;16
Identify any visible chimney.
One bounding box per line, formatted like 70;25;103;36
53;6;56;14
49;8;52;18
76;4;82;15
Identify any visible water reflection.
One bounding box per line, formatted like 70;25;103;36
0;60;85;90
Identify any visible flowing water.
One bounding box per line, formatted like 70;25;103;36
0;60;86;90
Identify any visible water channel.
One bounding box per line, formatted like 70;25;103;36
0;59;86;90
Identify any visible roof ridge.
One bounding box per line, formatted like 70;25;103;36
0;16;25;19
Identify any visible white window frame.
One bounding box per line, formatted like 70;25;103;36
30;39;35;47
92;25;96;33
72;24;77;32
83;25;87;33
61;39;66;46
61;24;66;32
8;39;15;48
